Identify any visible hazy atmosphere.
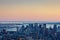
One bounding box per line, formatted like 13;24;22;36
0;0;60;22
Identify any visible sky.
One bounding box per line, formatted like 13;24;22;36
0;0;60;22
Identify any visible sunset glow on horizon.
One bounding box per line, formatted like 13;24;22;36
0;0;60;22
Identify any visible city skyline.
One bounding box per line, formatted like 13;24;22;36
0;0;60;22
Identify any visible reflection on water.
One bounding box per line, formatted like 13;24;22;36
6;28;17;31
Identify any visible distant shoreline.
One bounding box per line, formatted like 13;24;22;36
0;21;60;24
